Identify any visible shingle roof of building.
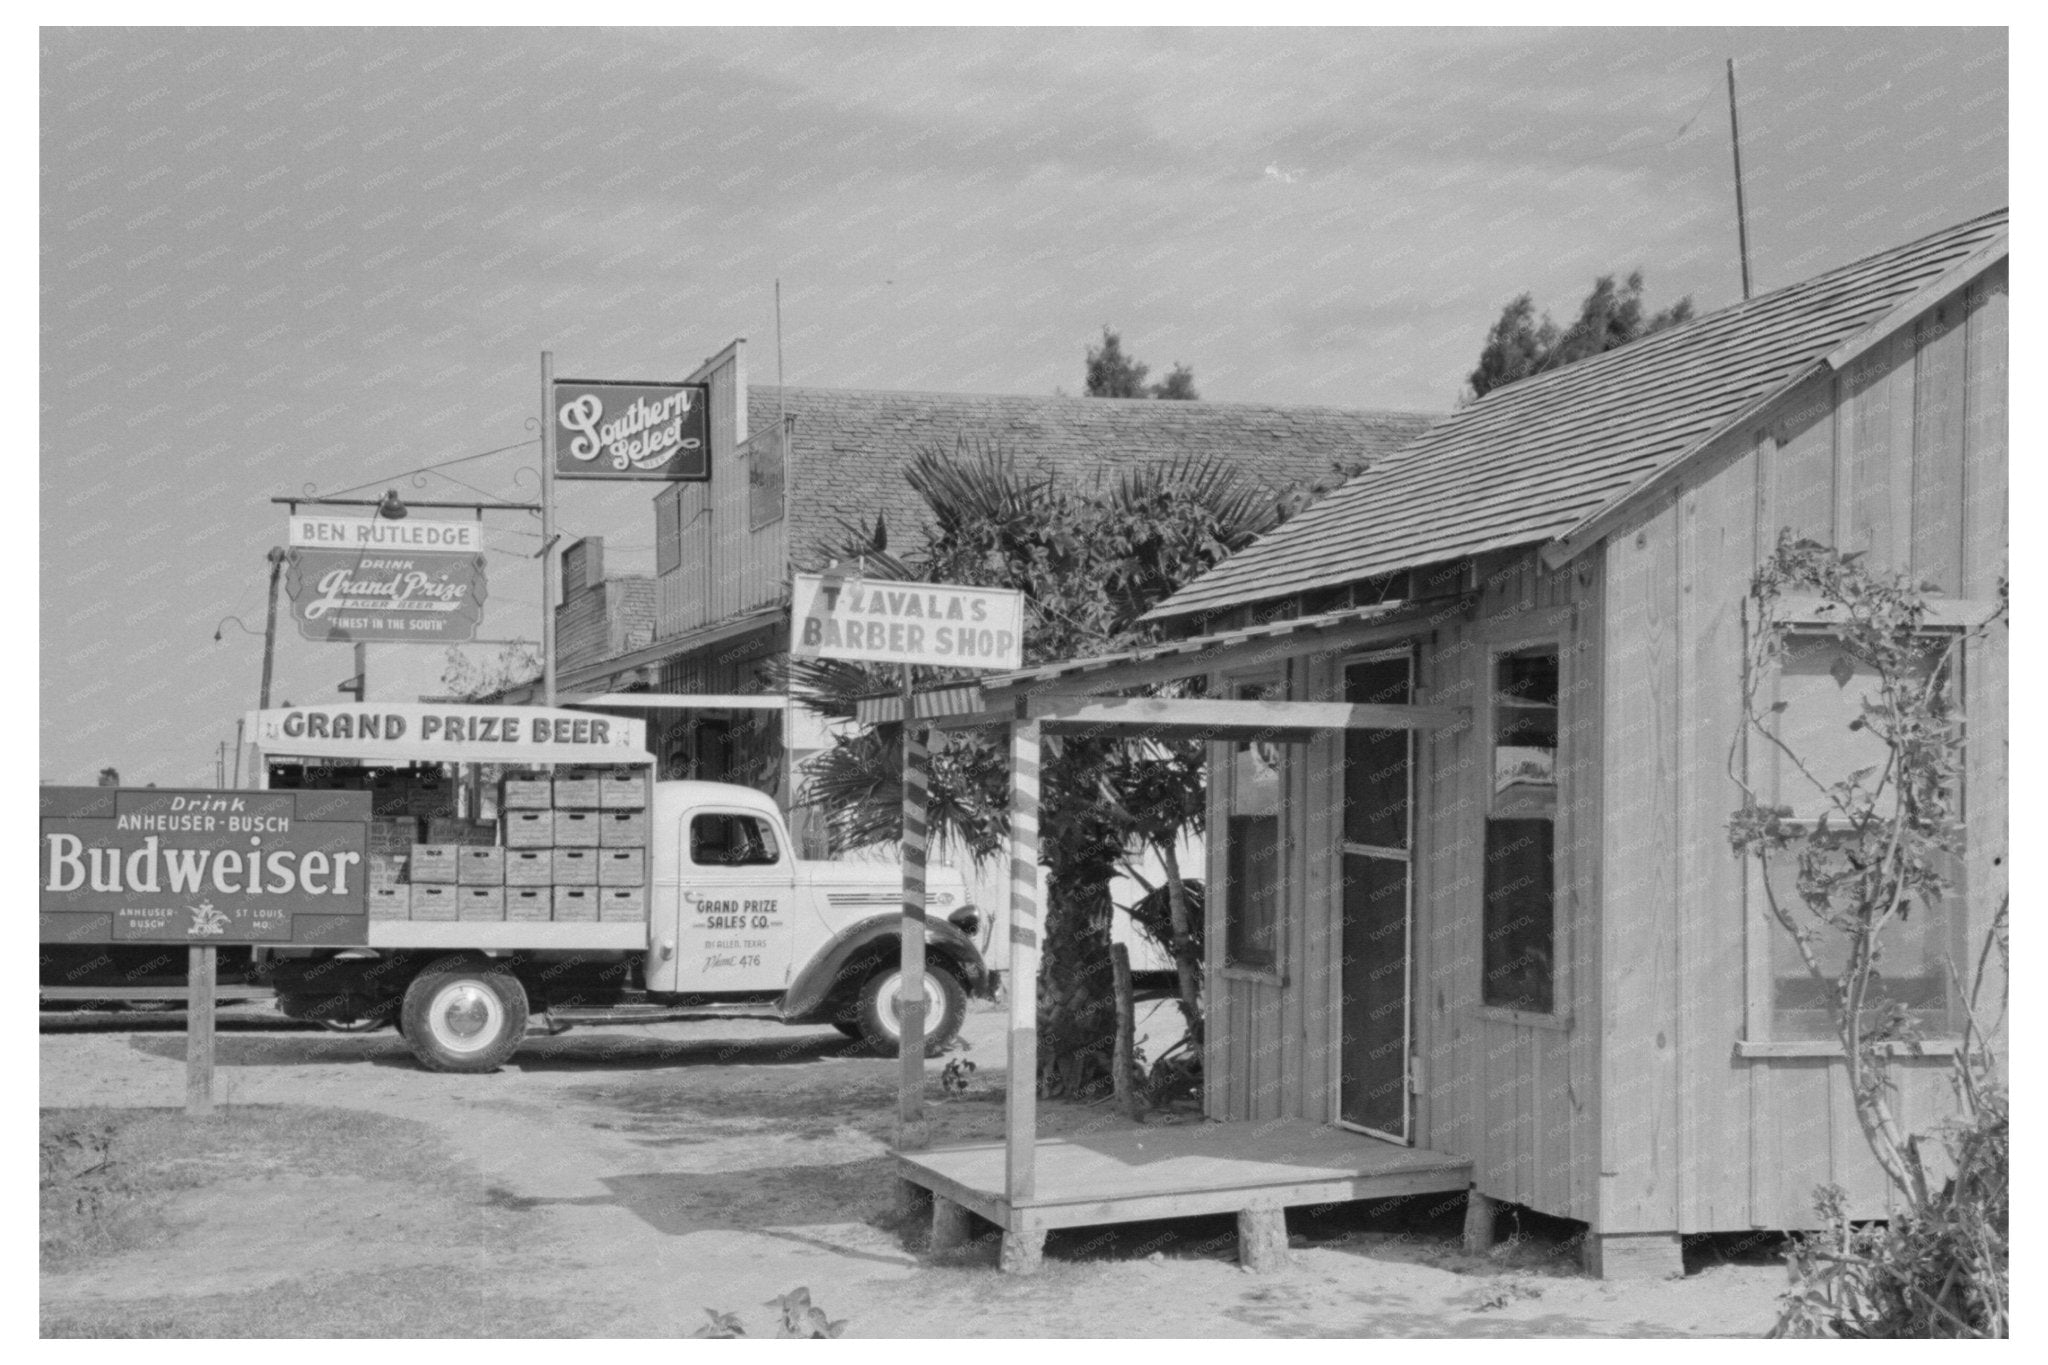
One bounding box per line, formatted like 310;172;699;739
747;386;1438;564
1149;207;2010;622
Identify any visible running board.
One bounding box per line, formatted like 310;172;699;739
542;1002;786;1028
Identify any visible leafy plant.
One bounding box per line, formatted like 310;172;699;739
689;1286;847;1339
1729;533;2008;1337
939;1056;978;1095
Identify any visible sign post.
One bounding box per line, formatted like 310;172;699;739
540;351;557;706
187;946;215;1116
790;570;1025;1153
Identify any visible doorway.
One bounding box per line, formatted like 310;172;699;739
1338;649;1416;1143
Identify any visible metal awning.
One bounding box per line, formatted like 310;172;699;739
854;595;1473;729
561;692;786;710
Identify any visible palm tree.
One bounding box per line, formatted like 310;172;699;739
782;438;1280;1097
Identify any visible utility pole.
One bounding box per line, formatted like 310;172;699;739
1727;57;1753;301
260;546;286;712
540;350;558;707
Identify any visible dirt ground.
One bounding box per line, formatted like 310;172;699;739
40;1000;1789;1337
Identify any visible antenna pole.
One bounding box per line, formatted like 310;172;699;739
1727;57;1753;300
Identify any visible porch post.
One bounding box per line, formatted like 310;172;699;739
1005;719;1041;1209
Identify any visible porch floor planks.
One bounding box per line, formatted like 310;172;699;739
891;1117;1472;1233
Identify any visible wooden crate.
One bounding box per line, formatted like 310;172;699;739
504;849;552;887
599;768;648;809
368;885;409;919
552;770;601;807
553;810;600;847
428;818;498;847
458;847;505;885
596;848;645;886
368;854;409;888
550;848;598;886
500;773;553;809
598;810;649;847
458;886;505;921
503;810;553;848
409;884;460;921
369;818;416;853
552;886;599;921
598;887;647;921
504;888;551;921
408;844;461;884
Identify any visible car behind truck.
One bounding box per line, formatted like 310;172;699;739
46;703;988;1073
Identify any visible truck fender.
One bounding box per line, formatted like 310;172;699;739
781;916;987;1024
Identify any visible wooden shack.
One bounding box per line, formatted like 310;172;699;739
1132;208;2009;1274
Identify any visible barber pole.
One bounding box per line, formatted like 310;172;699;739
897;663;930;1151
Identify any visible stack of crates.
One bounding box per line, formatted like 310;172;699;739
499;766;648;923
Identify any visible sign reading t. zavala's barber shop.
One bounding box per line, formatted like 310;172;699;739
285;516;487;644
790;572;1025;670
40;786;372;946
553;378;710;481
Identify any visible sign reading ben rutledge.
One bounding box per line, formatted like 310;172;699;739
40;787;372;947
790;572;1025;670
554;379;710;481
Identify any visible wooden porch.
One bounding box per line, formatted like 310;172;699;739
893;1117;1472;1272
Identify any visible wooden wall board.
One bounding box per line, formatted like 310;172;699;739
1912;297;1968;592
1962;263;2008;599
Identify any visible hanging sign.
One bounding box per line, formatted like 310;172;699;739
285;546;487;643
40;787;372;946
554;379;710;481
247;704;650;766
790;572;1025;670
287;516;482;552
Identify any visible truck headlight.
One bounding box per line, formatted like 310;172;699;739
946;905;980;937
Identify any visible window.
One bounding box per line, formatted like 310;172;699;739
1758;632;1963;1040
1482;645;1558;1013
1223;679;1283;971
689;813;781;867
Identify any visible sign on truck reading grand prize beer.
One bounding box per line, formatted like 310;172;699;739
40;787;372;946
553;378;710;481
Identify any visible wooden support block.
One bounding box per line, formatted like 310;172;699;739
999;1226;1046;1275
893;1177;928;1224
930;1196;974;1255
1462;1187;1497;1254
1237;1204;1289;1273
1582;1232;1684;1280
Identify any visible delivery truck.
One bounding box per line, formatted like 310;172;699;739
172;702;984;1072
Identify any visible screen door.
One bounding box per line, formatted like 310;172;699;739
1338;650;1416;1142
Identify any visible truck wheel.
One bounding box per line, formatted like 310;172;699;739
399;958;528;1073
856;962;966;1057
829;1019;865;1040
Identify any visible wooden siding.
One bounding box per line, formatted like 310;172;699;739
1206;554;1603;1226
1598;260;2007;1234
656;342;789;640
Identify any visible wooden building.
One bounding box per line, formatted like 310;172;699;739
1117;208;2007;1273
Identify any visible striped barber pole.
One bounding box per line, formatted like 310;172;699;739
896;665;931;1151
1006;719;1041;1206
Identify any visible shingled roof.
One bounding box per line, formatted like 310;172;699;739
1150;207;2010;622
746;385;1438;564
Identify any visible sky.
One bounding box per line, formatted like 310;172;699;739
38;25;2008;787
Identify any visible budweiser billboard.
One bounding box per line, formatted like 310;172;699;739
40;787;372;946
553;379;710;482
285;533;487;644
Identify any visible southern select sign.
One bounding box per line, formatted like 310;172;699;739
284;516;487;644
40;787;372;946
790;572;1025;670
247;703;650;767
554;379;710;481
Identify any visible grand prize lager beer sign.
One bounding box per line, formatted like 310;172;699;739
553;378;710;481
285;515;487;644
40;787;372;946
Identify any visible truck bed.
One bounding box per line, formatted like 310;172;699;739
364;921;651;951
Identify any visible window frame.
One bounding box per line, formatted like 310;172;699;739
1473;632;1568;1026
685;808;787;871
1740;618;1975;1050
1218;669;1287;982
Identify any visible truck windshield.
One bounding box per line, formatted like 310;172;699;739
689;813;781;867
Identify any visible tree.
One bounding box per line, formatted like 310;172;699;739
1466;270;1694;400
785;440;1276;1097
96;767;120;787
439;641;542;702
1085;327;1200;400
1730;535;2008;1337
